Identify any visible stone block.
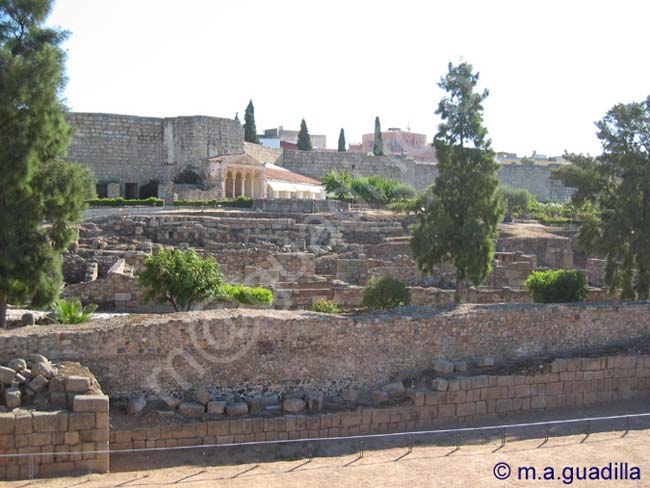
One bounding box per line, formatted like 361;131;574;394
65;375;91;393
69;413;96;431
372;390;389;404
73;395;109;413
127;397;146;415
4;388;21;409
194;387;213;406
431;359;455;374
305;391;324;412
27;354;49;366
48;376;65;393
33;411;68;432
0;413;15;435
341;389;360;402
177;402;205;417
453;360;468;373
226;402;248;416
0;366;16;385
283;398;306;413
27;375;49;393
207;400;227;415
31;362;57;379
7;359;26;372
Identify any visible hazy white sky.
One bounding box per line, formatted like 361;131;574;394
48;0;650;156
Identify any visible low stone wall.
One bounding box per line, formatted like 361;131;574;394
0;395;109;480
252;198;349;214
1;303;648;398
109;353;650;450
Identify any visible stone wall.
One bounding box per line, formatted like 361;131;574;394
252;198;350;214
280;150;573;202
108;353;650;450
66;113;242;189
1;303;649;397
243;142;283;164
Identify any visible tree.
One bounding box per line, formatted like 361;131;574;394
552;96;650;299
338;128;346;152
297;118;312;151
411;61;503;302
139;248;226;312
243;100;259;143
0;0;96;328
373;116;384;156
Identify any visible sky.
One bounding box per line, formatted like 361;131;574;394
47;0;650;156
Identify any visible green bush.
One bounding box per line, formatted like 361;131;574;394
139;248;226;312
309;299;340;314
50;298;97;324
322;172;417;205
524;269;590;303
222;284;273;306
87;197;164;207
497;186;533;219
173;196;253;208
362;276;411;310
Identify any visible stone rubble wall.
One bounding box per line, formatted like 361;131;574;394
0;303;648;397
108;353;650;451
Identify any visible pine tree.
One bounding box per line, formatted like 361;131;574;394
553;96;650;299
0;0;96;328
411;61;503;302
297;118;313;151
373;116;384;156
243;100;259;143
338;128;346;152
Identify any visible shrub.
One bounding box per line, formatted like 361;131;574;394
362;276;411;310
222;284;273;306
322;170;353;200
173;167;201;185
323;172;418;205
497;185;533;219
139;248;226;312
87;197;164;207
173;196;252;208
50;298;97;324
524;269;590;303
309;299;340;314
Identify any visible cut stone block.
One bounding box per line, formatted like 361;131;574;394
194;387;213;406
0;366;16;385
431;378;449;391
27;375;49;394
476;356;495;368
73;395;109;413
225;402;248;416
7;359;27;372
4;387;21;409
177;402;205;417
283;398;306;413
207;400;227;415
305;391;324;412
65;375;91;393
127;397;146;415
372;390;389;404
432;359;455;374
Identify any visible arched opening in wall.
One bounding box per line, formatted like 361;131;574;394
266;184;274;199
244;174;253;198
225;172;234;198
235;173;243;197
96;183;108;199
139;180;159;199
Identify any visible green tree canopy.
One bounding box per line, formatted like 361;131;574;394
0;0;95;328
139;248;226;312
411;61;503;302
373;116;384;156
297;118;312;151
243;100;259;143
552;96;650;299
338;128;346;152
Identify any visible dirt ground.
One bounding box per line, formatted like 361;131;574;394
2;429;649;488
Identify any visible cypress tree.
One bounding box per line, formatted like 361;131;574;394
244;100;259;143
338;128;346;152
373;116;384;156
411;61;503;303
297;118;313;151
0;0;96;328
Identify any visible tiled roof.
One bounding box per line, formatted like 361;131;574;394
264;166;321;185
207;153;263;167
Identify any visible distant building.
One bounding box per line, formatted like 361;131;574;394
349;128;436;161
261;126;327;150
